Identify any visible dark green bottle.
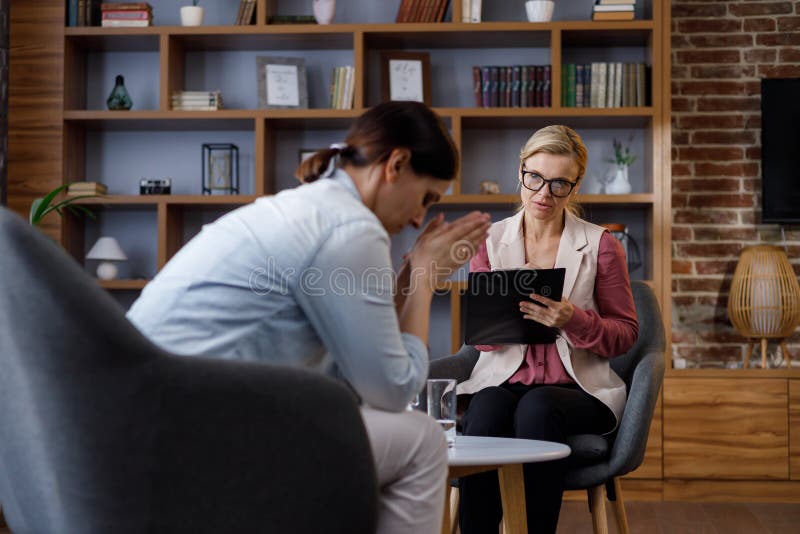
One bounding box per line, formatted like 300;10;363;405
106;74;133;110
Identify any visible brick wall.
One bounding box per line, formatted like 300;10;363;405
671;1;800;368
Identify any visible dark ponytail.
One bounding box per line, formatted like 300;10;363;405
295;101;458;183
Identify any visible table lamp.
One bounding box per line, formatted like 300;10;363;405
728;245;800;368
86;236;127;280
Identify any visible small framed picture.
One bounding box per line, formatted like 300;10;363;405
257;56;309;109
380;51;431;105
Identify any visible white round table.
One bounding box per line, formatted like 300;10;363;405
443;436;571;534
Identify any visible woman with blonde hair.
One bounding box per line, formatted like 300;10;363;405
457;125;639;533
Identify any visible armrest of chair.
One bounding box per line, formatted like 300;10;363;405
608;350;665;477
152;356;377;534
428;345;480;384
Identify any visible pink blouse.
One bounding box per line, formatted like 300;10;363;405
470;231;638;385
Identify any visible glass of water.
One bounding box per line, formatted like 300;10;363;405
427;378;457;447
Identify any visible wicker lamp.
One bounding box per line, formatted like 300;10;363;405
728;245;800;368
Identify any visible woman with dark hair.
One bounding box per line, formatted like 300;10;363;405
128;101;491;533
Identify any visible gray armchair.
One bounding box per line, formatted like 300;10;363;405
430;281;665;534
0;207;377;534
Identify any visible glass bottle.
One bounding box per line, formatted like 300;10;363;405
106;75;133;111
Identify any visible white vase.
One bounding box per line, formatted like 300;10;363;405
525;0;554;22
605;165;632;194
180;5;204;26
313;0;336;24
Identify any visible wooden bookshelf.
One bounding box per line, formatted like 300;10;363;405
60;0;671;354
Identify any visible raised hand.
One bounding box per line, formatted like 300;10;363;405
407;211;491;289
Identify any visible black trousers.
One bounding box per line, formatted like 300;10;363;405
458;382;615;534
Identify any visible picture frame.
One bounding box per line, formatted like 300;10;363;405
257;56;309;109
380;51;431;105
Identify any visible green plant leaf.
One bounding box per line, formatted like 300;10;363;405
66;204;97;220
30;184;69;225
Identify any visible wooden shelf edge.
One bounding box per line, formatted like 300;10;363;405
96;279;149;290
64;20;655;37
72;194;259;206
439;193;653;205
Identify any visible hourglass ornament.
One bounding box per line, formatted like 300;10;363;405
728;245;800;368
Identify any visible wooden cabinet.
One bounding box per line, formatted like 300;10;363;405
58;0;671;359
791;379;800;480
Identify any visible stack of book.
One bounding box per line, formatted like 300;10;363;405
234;0;257;25
67;0;100;26
67;182;107;196
592;0;635;21
472;65;551;108
171;91;223;111
396;0;451;23
100;2;153;27
561;62;648;108
329;67;355;110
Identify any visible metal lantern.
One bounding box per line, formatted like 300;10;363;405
600;223;642;275
728;245;800;368
202;143;239;195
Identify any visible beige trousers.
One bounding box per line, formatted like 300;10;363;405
360;407;448;534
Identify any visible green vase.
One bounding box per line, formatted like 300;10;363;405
106;75;133;111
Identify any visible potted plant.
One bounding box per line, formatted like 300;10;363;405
604;137;636;194
29;184;96;226
180;0;204;26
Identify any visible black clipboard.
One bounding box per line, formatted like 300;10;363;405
464;268;566;345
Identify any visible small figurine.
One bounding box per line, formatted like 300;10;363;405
107;74;133;111
479;180;501;195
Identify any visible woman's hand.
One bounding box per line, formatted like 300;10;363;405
519;293;574;329
407;211;491;289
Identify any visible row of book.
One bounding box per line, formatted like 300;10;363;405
100;2;153;28
561;62;648;108
472;65;552;108
234;0;257;25
396;0;451;23
592;0;636;21
329;67;355;110
171;91;223;111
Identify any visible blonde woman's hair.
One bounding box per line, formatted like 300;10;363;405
518;125;587;217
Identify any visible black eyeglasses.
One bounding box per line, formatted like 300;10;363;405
519;169;578;198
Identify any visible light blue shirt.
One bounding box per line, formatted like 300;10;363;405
127;169;427;412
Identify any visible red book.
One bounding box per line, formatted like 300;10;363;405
472;66;482;107
101;2;151;10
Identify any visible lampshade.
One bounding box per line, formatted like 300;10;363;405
86;236;127;261
728;245;800;368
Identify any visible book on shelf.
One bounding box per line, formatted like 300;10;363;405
564;62;646;108
592;10;635;20
396;0;450;23
329;66;354;110
266;15;316;24
473;64;551;108
67;182;107;195
100;2;152;9
596;0;635;4
171;90;223;111
237;0;256;24
101;19;151;27
71;0;102;26
470;0;482;22
593;4;634;11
